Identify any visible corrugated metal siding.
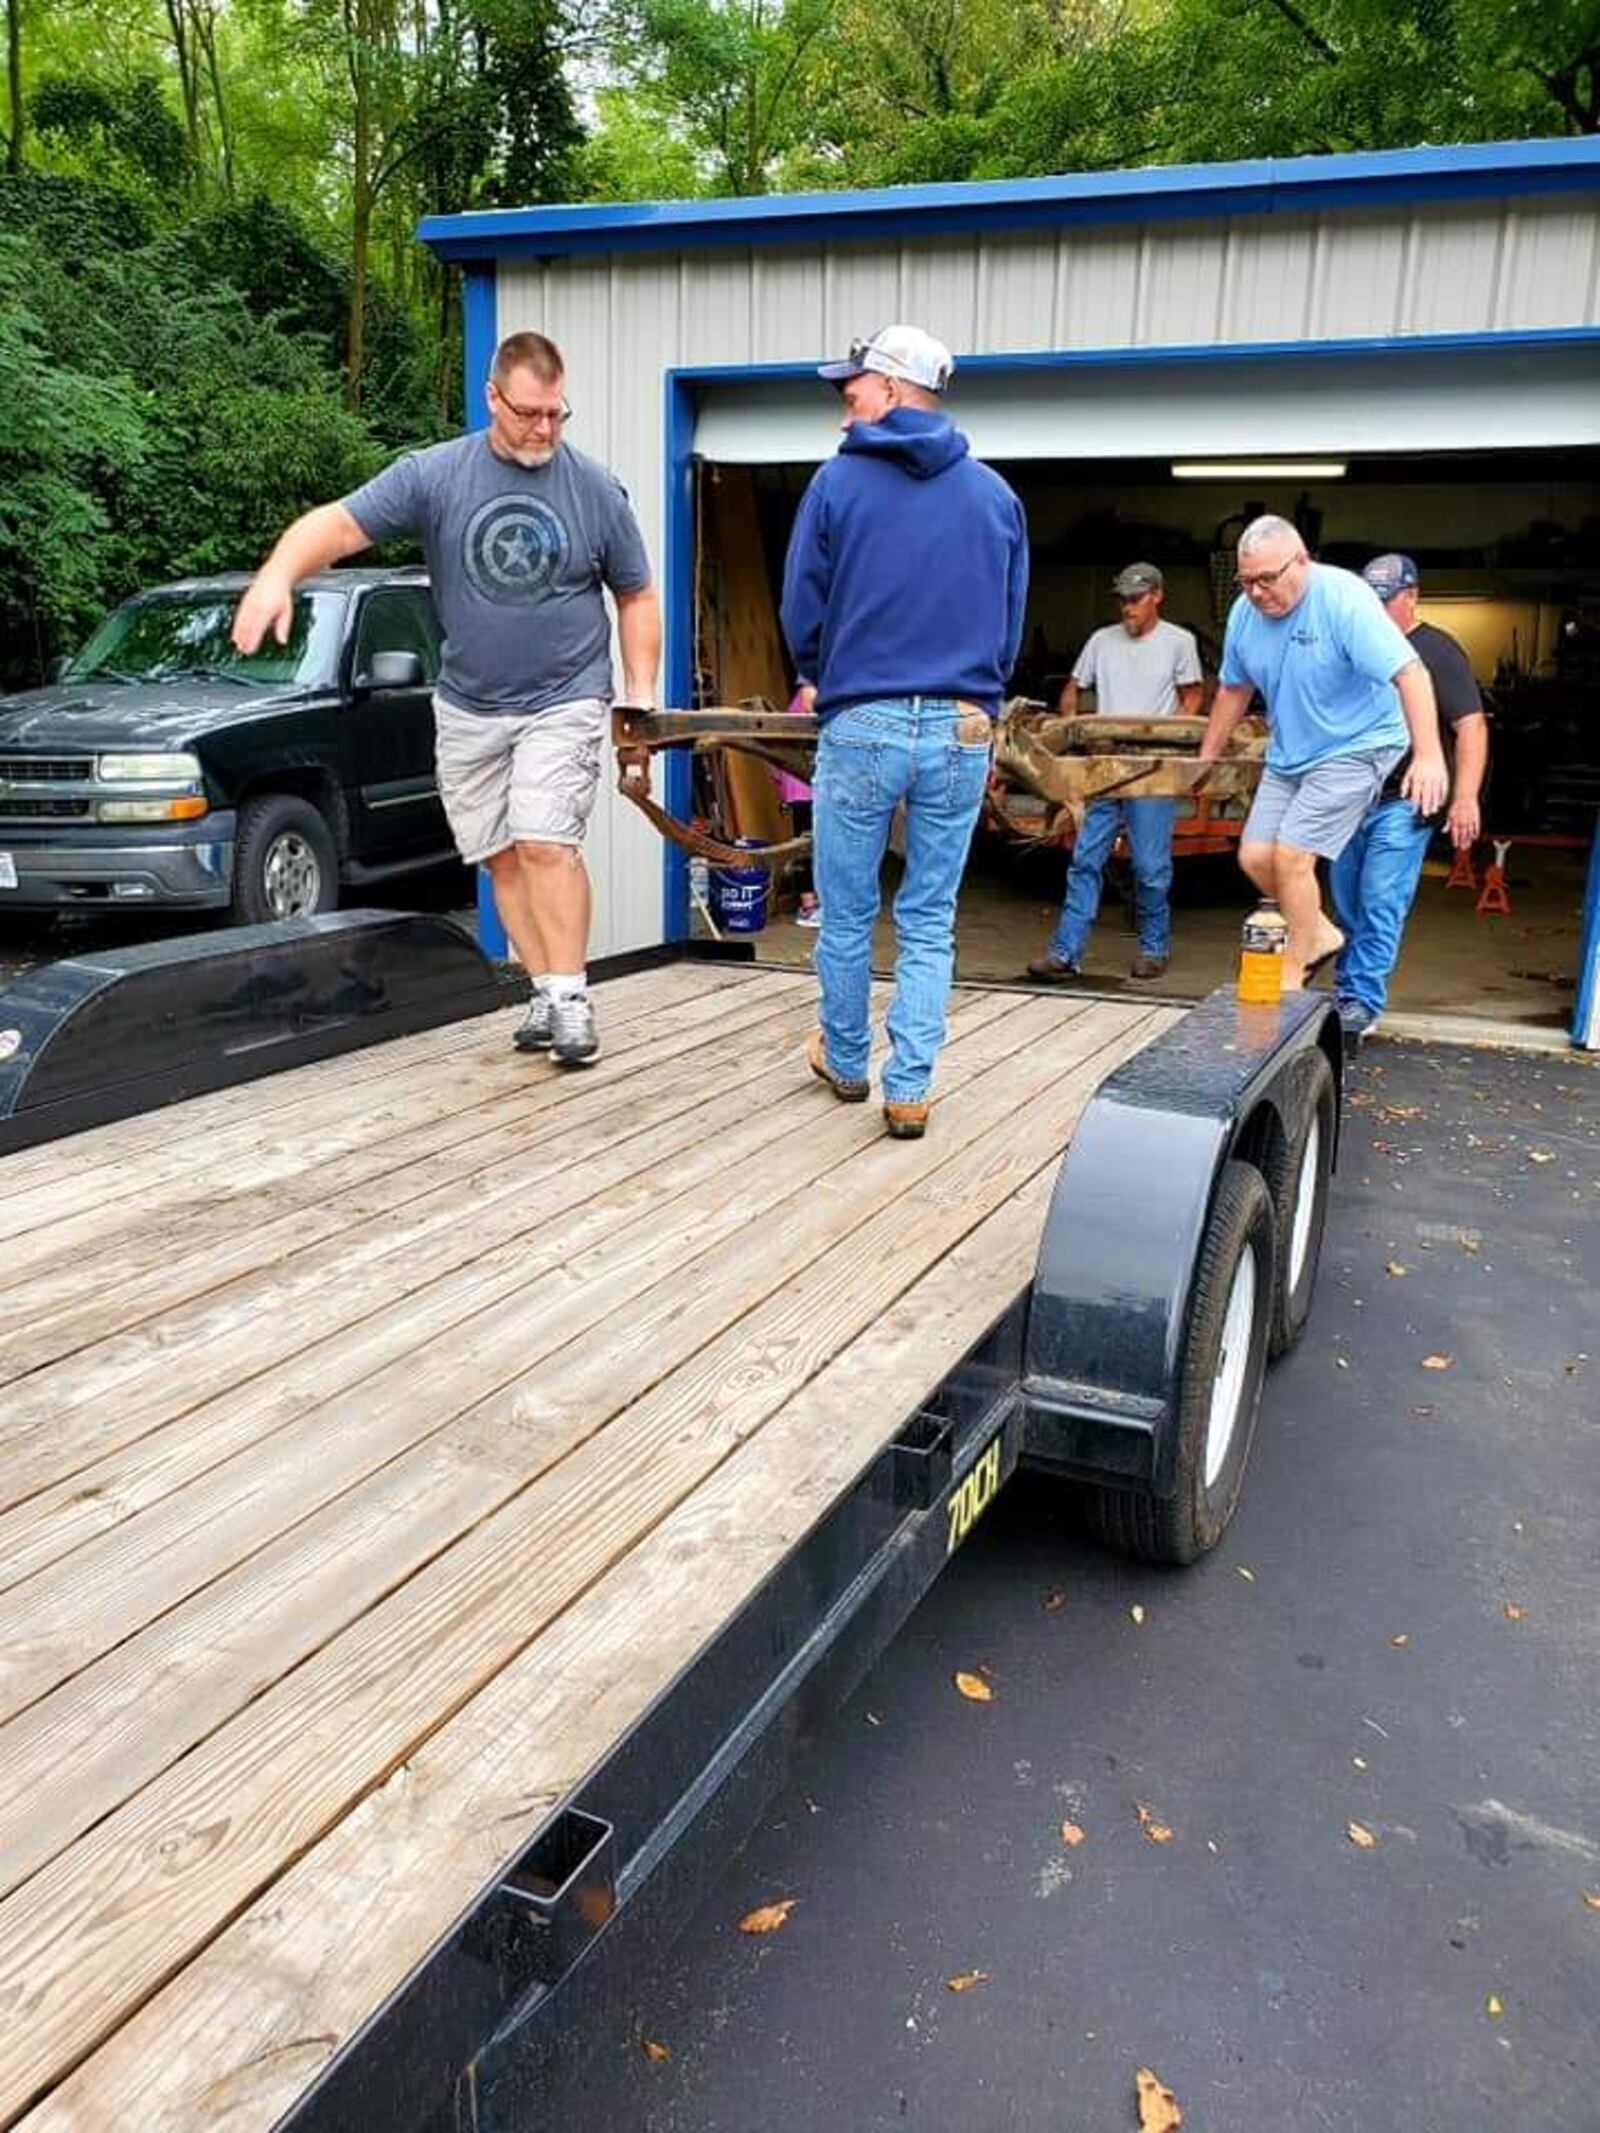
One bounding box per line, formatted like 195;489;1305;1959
493;189;1600;954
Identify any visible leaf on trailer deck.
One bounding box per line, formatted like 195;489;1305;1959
1390;1633;1412;1648
1502;1601;1525;1622
642;2038;672;2063
1135;2066;1184;2131
1422;1354;1453;1370
1348;1820;1378;1849
1130;1603;1147;1626
954;1670;994;1703
1060;1820;1087;1848
1042;1588;1069;1612
946;1969;992;1993
1136;1802;1174;1844
738;1898;798;1935
1386;1261;1408;1278
1485;1993;1504;2019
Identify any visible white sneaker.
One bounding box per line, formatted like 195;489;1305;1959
550;991;600;1066
514;994;553;1052
796;904;823;929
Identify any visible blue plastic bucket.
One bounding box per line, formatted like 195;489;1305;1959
710;839;770;932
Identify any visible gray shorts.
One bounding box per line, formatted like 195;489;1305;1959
1243;748;1405;861
434;696;608;861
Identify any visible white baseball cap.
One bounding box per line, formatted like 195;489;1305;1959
817;324;955;393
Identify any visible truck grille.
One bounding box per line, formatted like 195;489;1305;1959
0;755;97;825
0;756;94;783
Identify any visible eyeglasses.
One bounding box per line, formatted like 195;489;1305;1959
1235;555;1304;593
490;382;573;428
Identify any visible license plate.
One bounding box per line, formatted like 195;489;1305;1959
0;853;15;890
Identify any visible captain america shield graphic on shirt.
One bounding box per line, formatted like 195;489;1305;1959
464;496;571;604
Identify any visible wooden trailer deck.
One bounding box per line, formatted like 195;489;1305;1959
0;962;1178;2132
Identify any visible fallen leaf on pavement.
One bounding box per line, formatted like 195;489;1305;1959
1135;2066;1183;2131
1348;1820;1378;1849
1421;1353;1453;1371
1386;1261;1408;1278
1130;1603;1146;1626
642;2039;671;2063
1352;1755;1368;1771
1042;1588;1068;1612
1237;1565;1256;1582
1528;1150;1556;1164
1060;1820;1086;1847
954;1670;994;1702
1582;1891;1600;1912
946;1969;991;1993
738;1899;798;1935
1485;1992;1504;2019
1390;1633;1412;1648
1459;1233;1482;1254
1136;1802;1174;1843
1502;1601;1525;1622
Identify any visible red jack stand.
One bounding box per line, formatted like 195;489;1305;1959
1475;838;1512;917
1447;844;1478;892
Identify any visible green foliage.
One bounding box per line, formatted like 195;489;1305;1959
32;68;192;187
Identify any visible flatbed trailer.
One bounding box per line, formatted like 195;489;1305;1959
0;919;1338;2132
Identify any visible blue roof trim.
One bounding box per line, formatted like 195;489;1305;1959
420;138;1600;262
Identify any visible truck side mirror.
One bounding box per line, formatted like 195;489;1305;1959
361;649;425;692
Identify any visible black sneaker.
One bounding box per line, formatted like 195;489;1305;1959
551;991;600;1066
514;994;553;1052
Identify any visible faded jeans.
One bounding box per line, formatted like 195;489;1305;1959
812;696;991;1102
1048;797;1177;963
1329;796;1433;1016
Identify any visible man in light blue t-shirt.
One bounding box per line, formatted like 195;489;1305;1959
1199;514;1446;990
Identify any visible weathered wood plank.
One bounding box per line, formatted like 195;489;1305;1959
0;1000;1032;1885
17;1164;1065;2133
0;1000;1160;2127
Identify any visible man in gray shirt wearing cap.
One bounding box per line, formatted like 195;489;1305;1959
1029;563;1203;982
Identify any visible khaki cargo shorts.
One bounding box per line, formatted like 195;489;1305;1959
434;696;608;861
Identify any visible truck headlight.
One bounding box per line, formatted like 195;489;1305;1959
97;751;204;783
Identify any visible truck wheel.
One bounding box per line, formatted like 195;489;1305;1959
1261;1050;1336;1358
233;795;338;924
1091;1160;1275;1566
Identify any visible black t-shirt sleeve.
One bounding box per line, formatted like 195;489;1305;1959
1417;625;1483;725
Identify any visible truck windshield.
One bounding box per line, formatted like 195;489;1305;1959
65;591;346;689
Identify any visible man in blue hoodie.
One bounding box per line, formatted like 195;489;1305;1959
781;325;1029;1140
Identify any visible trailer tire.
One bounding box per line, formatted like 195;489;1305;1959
1091;1159;1275;1566
233;794;338;924
1261;1050;1336;1358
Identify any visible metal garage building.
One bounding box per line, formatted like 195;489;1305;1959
420;136;1600;1045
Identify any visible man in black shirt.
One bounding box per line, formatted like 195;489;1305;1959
1330;554;1490;1042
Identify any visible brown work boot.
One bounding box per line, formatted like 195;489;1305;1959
1130;952;1169;980
807;1029;869;1103
1026;953;1083;983
883;1097;929;1140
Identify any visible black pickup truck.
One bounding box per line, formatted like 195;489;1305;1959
0;570;456;922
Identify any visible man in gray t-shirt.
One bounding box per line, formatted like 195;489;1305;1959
1028;562;1204;983
233;329;661;1067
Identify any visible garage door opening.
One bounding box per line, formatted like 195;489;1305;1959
689;437;1600;1039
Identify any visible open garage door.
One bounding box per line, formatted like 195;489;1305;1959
689;346;1600;1044
692;341;1600;466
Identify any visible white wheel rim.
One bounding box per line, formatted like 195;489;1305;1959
1288;1115;1321;1296
1205;1245;1258;1489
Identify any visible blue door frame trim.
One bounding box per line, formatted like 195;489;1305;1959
1574;817;1600;1051
665;322;1600;1023
420;137;1600;264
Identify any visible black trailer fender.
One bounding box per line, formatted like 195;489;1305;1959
1020;986;1341;1522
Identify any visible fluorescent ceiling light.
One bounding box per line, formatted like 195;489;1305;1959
1171;461;1348;480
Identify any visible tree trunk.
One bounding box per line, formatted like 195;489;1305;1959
6;0;23;176
345;0;372;409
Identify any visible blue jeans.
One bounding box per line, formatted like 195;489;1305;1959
1329;797;1432;1016
1049;798;1176;963
812;697;991;1102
